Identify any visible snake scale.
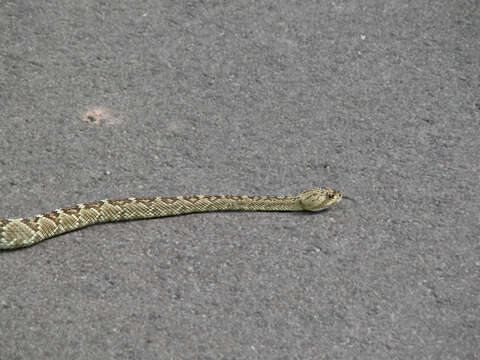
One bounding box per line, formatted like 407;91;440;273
0;187;342;249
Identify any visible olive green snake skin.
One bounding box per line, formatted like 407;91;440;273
0;187;342;249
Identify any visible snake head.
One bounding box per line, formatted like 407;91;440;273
298;187;342;211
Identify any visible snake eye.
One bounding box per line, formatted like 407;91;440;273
328;193;334;199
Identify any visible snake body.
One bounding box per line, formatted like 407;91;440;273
0;187;342;249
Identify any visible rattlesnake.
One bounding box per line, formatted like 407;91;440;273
0;187;342;249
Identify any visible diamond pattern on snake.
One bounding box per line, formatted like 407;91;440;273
0;187;342;249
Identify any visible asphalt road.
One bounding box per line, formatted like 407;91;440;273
1;1;479;359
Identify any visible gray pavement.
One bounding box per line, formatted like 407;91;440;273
1;1;479;359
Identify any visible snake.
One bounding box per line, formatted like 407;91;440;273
0;187;342;249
